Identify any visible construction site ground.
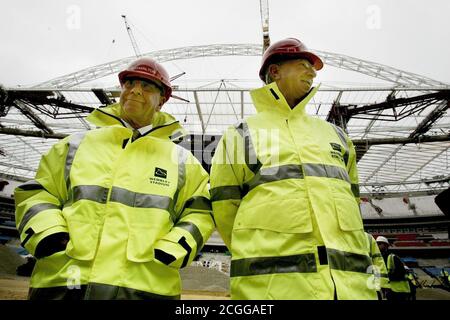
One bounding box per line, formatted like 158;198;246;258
2;273;450;300
0;273;230;300
1;245;449;300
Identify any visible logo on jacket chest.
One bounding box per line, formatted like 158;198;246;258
149;167;170;187
154;167;167;179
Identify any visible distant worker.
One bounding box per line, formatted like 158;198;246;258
405;266;420;300
366;232;389;300
15;57;215;300
376;236;411;300
210;37;377;300
440;269;450;287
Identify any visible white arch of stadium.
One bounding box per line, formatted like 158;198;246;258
35;44;448;88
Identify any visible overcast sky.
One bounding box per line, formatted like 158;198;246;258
1;0;449;88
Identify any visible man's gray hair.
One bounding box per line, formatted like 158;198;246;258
264;62;282;84
265;69;275;84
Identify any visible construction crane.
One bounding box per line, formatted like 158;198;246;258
260;0;271;52
121;15;141;58
120;15;188;103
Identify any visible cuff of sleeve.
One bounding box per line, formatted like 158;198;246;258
35;232;69;259
380;277;390;288
23;225;69;257
153;238;191;269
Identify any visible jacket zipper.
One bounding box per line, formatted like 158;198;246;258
287;117;339;298
87;131;130;285
97;108;180;137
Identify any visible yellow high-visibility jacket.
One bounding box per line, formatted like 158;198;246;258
366;232;389;290
15;103;215;300
210;82;377;300
387;254;411;293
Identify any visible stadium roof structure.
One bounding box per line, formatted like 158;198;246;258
1;44;449;198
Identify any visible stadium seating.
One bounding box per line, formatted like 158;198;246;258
393;240;428;247
396;233;418;241
401;257;419;267
424;267;444;278
429;240;450;247
414;268;441;287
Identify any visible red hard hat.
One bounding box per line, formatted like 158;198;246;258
118;57;172;102
259;38;324;82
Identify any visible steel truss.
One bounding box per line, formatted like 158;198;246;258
34;44;448;88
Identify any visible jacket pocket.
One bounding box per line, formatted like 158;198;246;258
126;226;160;263
234;197;313;234
65;218;99;261
334;195;363;231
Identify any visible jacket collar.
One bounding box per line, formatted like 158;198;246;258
250;81;321;117
86;103;187;141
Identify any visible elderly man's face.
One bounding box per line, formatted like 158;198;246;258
119;78;164;128
270;58;317;105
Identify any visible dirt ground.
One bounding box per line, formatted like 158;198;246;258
0;274;30;300
2;273;450;300
0;273;230;300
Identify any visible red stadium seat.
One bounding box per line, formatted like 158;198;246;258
393;240;428;247
396;233;418;241
429;240;450;247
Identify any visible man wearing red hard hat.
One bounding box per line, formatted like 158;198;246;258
15;58;214;300
211;38;377;299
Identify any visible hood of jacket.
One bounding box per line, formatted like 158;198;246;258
250;81;321;117
86;103;187;141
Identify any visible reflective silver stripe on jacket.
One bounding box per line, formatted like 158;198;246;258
327;248;372;274
176;221;204;254
17;180;44;191
302;163;350;183
170;145;189;222
243;164;304;193
64;132;87;191
170;130;184;142
183;196;212;212
331;124;349;166
18;203;60;234
67;185;175;219
244;163;350;194
72;185;109;204
230;247;372;277
212;163;352;200
84;282;180;300
231;253;317;277
28;283;180;300
176;145;188;191
109;187;172;210
210;185;242;202
234;120;262;174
